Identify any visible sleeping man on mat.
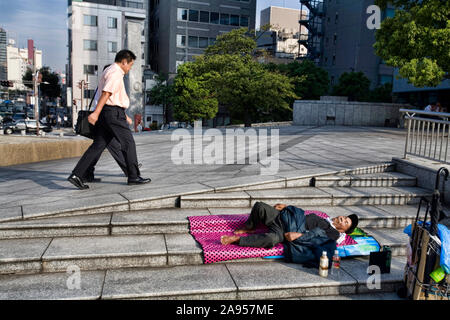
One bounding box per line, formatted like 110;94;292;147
221;201;358;267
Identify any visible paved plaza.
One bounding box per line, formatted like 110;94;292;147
0;125;407;220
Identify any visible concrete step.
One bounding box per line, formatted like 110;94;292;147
0;227;409;275
0;205;422;240
0;163;396;224
313;172;417;188
180;186;432;208
300;292;406;300
0;256;406;300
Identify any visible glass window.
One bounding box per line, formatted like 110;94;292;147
210;12;219;24
230;15;239;26
200;11;209;23
379;75;393;85
83;15;97;26
83;40;97;51
220;13;230;25
199;37;209;48
188;36;198;48
177;34;186;47
209;38;216;46
189;10;199;22
108;41;117;53
83;65;98;75
240;15;249;27
107;17;117;29
178;8;188;21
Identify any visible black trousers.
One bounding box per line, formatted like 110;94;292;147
73;105;139;179
238;201;285;248
84;137;129;179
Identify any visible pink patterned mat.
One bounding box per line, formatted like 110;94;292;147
188;210;357;264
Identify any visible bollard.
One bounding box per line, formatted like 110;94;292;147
60;132;64;137
21;130;26;136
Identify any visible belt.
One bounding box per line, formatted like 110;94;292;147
104;105;124;109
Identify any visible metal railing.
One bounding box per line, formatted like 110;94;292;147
400;109;450;164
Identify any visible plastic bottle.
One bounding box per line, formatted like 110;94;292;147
319;251;329;278
382;245;392;273
330;250;341;277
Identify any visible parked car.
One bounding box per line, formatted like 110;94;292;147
12;113;29;122
2;121;16;135
3;119;52;134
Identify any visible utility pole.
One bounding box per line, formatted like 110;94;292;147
33;47;40;136
80;80;84;111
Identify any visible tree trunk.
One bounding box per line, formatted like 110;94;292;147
244;114;252;127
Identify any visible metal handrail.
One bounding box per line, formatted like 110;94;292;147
400;109;450;164
400;109;450;119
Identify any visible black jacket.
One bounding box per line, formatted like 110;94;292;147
280;206;336;268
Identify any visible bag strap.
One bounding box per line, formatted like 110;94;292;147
88;87;98;111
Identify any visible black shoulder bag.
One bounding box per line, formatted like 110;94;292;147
74;88;98;139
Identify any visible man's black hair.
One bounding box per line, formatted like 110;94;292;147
346;214;359;234
114;50;136;63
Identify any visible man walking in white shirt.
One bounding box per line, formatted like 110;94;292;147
68;50;151;190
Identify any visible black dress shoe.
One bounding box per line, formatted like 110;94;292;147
83;175;102;183
68;174;89;190
127;176;151;185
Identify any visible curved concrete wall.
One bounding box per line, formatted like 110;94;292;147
293;100;408;127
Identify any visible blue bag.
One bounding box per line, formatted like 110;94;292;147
438;224;450;274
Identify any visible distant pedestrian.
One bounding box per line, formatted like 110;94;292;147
424;104;436;112
137;120;143;133
57;114;61;129
68;50;151;190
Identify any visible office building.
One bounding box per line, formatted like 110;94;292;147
148;0;257;76
67;0;147;124
300;0;395;88
0;28;7;81
258;6;307;59
7;39;42;91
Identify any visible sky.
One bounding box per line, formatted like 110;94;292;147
0;0;303;73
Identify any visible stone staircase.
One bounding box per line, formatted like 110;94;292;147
0;163;431;300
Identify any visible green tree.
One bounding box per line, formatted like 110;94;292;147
174;28;298;126
23;68;34;89
332;72;371;101
148;73;176;124
266;60;329;100
22;66;61;98
368;83;393;103
173;63;219;124
374;0;450;87
204;28;256;56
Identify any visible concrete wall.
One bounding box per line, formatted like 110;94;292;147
293;100;406;127
394;157;450;204
0;138;92;167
